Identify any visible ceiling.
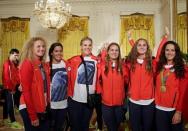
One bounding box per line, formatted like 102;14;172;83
0;0;162;4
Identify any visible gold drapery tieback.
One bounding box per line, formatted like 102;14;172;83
1;17;30;32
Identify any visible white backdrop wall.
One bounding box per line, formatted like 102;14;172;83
0;0;171;55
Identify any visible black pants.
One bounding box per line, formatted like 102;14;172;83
14;85;21;108
102;104;124;131
155;109;184;131
4;90;16;122
2;89;8;119
129;101;155;131
94;99;103;130
50;108;67;131
19;108;50;131
68;98;93;131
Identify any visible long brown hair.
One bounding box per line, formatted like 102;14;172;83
104;42;123;75
127;38;153;73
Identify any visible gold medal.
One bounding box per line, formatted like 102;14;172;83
160;68;173;93
161;85;166;92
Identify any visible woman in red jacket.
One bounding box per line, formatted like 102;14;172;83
155;41;187;131
19;37;50;131
67;37;98;131
2;48;22;129
127;38;156;131
97;42;128;131
126;28;169;131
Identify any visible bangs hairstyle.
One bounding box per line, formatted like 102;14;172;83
104;42;123;75
20;37;47;64
127;38;153;73
156;41;185;78
80;36;93;46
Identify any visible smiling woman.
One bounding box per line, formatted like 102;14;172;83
165;43;176;63
67;36;98;131
155;40;187;131
19;37;51;131
48;42;68;131
96;42;129;131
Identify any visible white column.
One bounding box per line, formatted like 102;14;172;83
153;11;162;56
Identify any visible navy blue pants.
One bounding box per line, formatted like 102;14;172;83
129;101;155;131
2;90;8;119
19;108;50;131
13;85;21;108
155;109;184;131
102;104;124;131
50;108;67;131
4;90;16;122
68;98;93;131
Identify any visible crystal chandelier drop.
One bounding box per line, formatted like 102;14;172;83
33;0;71;29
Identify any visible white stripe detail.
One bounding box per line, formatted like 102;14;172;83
19;104;26;110
129;98;154;105
156;105;175;111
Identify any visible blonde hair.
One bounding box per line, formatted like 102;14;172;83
80;36;93;46
20;37;47;64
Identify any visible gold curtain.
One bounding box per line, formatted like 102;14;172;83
120;13;155;56
58;16;89;59
177;13;187;53
0;17;30;83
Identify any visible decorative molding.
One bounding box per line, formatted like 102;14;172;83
0;0;162;5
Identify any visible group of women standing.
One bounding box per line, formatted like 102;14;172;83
17;27;188;131
126;30;188;131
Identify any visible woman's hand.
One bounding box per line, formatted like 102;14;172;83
172;111;182;124
127;30;132;40
165;26;169;37
31;119;39;127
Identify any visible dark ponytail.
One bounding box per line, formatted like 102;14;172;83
48;42;63;80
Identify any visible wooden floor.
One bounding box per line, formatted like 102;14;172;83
0;106;23;131
0;106;187;131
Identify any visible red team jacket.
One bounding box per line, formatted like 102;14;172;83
2;60;19;91
127;37;167;101
19;59;50;121
67;54;98;97
182;66;188;121
96;61;129;106
127;61;155;100
155;66;188;112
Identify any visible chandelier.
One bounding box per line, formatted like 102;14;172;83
33;0;71;29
